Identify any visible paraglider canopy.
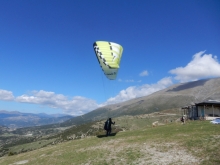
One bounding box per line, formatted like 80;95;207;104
93;41;123;80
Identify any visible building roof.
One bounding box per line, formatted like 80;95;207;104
195;100;220;106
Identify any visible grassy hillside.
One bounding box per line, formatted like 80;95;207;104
1;116;220;165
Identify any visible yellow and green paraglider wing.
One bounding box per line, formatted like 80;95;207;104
93;41;123;80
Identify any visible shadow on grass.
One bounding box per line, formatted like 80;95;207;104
96;133;117;138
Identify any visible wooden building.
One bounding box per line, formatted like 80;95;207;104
182;100;220;120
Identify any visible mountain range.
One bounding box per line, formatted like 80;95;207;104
0;110;73;128
60;77;220;126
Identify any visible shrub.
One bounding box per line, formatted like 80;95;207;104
8;151;15;156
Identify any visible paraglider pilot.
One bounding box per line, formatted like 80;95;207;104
104;118;115;136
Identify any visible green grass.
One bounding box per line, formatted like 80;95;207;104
7;138;56;154
0;120;219;165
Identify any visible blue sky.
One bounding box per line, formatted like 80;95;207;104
0;0;220;116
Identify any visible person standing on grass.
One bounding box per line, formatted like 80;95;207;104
105;118;115;136
181;115;186;124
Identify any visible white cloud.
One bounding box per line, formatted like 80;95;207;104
125;79;135;82
16;90;99;116
139;70;148;77
102;77;173;105
0;89;14;101
118;79;141;83
169;51;220;82
3;78;172;115
0;77;172;115
118;70;148;83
